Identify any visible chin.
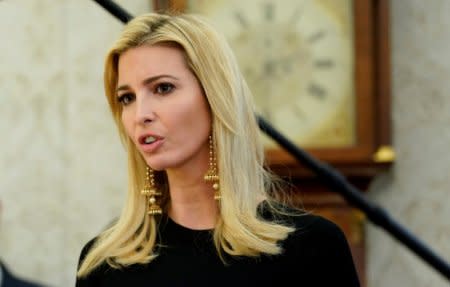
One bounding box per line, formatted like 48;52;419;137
144;157;172;171
143;151;190;171
144;161;165;171
149;165;166;171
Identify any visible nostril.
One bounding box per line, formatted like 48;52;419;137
136;113;154;125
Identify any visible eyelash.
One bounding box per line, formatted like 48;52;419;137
117;93;134;106
117;82;175;106
155;82;175;94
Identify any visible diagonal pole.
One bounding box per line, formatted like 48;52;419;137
256;115;450;281
92;0;133;23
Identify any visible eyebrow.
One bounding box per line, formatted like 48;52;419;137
116;75;179;94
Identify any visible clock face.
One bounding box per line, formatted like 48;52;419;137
186;0;356;149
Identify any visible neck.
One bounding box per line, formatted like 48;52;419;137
166;168;219;230
169;198;218;230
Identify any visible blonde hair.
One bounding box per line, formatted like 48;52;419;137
77;12;297;277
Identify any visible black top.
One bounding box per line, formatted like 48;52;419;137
76;212;360;287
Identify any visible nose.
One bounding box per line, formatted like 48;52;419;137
135;93;155;126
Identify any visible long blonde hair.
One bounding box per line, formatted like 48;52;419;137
77;12;296;277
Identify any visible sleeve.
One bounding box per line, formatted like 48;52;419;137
287;214;361;287
307;215;361;286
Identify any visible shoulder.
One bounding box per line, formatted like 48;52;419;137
259;202;360;285
270;210;347;254
259;202;348;246
76;236;107;286
283;213;357;268
281;213;360;286
78;236;98;267
289;212;348;243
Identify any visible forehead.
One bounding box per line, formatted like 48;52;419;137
117;44;189;79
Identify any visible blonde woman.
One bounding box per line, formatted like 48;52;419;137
76;12;359;287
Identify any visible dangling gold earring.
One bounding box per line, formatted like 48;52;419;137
204;135;221;200
141;166;162;215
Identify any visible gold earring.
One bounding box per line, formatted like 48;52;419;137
204;135;221;200
141;166;162;215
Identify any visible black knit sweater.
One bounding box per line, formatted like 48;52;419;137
76;211;360;287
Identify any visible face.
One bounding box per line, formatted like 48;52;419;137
117;44;212;172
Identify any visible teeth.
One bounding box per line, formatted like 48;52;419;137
144;136;156;144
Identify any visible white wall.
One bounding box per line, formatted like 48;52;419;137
367;1;450;286
0;1;150;286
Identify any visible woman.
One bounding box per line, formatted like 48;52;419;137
76;12;360;286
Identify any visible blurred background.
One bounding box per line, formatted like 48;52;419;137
0;0;449;286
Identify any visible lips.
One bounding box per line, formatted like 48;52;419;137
138;133;162;145
137;133;164;153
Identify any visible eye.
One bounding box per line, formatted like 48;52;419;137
117;93;135;106
155;83;175;95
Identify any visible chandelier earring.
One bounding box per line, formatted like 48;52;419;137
141;166;162;215
204;135;221;200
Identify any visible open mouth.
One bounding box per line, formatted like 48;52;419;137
139;134;162;145
144;136;157;144
138;134;164;153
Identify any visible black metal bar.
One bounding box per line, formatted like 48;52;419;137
257;115;450;280
92;0;133;23
90;0;450;281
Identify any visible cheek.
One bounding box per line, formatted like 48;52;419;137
121;110;134;136
168;102;210;141
186;101;211;136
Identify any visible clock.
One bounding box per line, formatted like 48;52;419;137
182;0;356;151
153;0;394;177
